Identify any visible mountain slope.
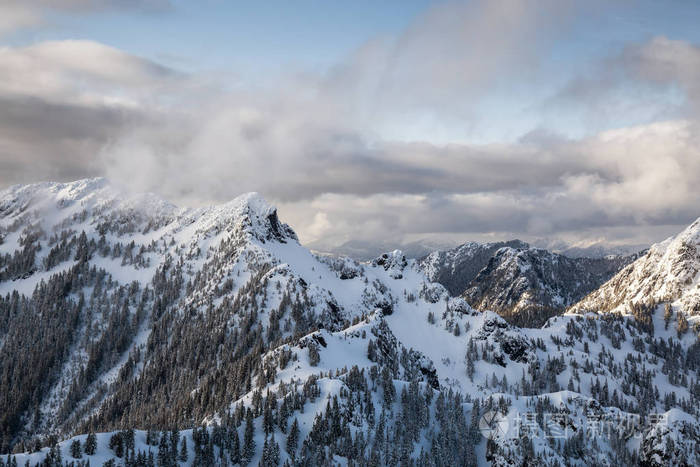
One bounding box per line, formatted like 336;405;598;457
0;178;447;452
419;240;636;327
418;240;529;296
0;179;699;467
462;247;637;327
571;217;700;318
11;288;700;466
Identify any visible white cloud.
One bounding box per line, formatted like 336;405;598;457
0;4;41;35
0;1;172;36
0;3;699;252
0;40;179;106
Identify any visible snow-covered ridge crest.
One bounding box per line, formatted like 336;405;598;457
0;177;297;243
181;191;298;244
0;177;175;215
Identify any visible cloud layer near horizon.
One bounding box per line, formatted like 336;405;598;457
1;1;699;251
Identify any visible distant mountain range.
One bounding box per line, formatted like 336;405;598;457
531;238;649;259
312;237;647;262
311;238;456;262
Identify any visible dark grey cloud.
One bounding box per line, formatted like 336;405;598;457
0;39;181;186
0;95;150;186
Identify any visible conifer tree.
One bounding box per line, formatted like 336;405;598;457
84;433;97;456
242;409;256;465
261;436;280;466
308;344;320;366
157;431;169;466
178;437;188;462
286;418;299;458
229;428;241;465
70;439;82;459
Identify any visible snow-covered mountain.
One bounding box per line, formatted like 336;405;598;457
0;178;453;458
571;217;700;319
418;240;529;296
419;241;636;327
1;179;699;467
531;238;648;259
462;247;638;327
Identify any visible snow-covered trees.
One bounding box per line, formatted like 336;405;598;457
260;436;280;466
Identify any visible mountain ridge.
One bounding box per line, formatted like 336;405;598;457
1;178;699;467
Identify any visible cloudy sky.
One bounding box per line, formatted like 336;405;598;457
1;0;700;254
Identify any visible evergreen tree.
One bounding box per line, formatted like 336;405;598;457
242;409;256;465
109;433;123;458
84;433;97;456
308;344;320;366
157;431;169;466
169;429;179;463
260;436;280;467
381;366;395;406
48;443;62;465
70;439;82;459
286;418;299;458
229;428;241;465
467;353;475;382
146;429;158;446
178;437;188;463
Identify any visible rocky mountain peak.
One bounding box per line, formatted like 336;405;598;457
182;191;298;244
